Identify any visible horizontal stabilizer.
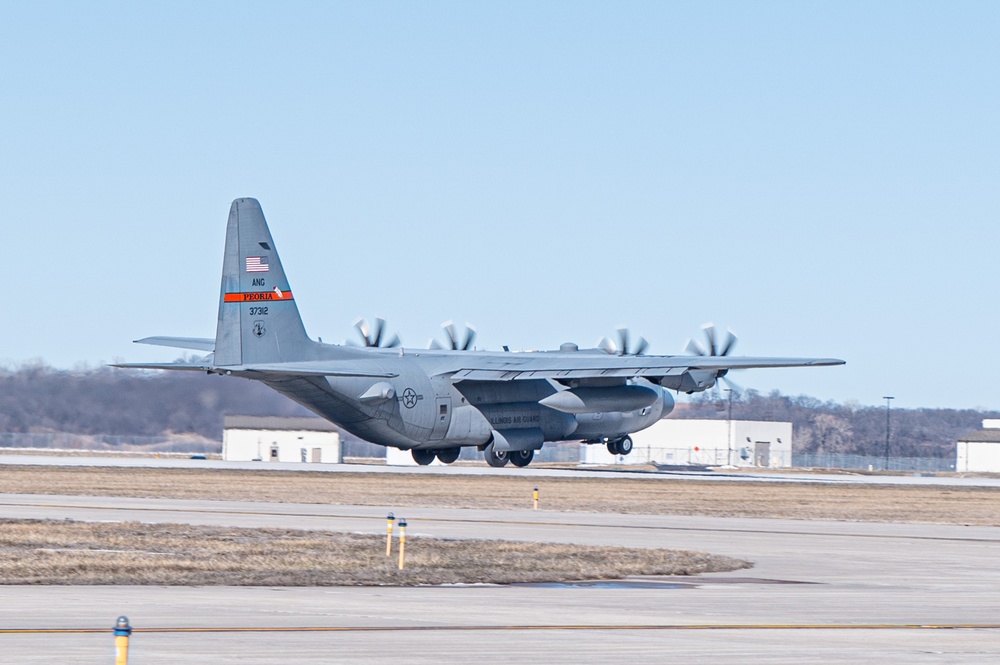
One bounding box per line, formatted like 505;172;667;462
113;360;397;379
112;362;212;372
135;336;216;352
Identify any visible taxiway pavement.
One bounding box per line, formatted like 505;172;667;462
1;491;1000;663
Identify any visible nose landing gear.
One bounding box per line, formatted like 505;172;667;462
436;448;461;464
606;435;633;456
411;449;436;465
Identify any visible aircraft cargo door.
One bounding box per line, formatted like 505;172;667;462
430;397;451;441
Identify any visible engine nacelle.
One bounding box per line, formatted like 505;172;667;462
660;370;718;394
659;387;675;419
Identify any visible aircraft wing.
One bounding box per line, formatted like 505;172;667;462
230;362;398;378
446;354;844;382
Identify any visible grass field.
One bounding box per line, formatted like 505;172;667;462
2;465;999;524
0;518;748;585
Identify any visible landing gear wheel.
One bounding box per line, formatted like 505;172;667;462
607;439;621;455
436;448;461;464
485;444;509;468
509;449;535;468
411;449;435;466
618;435;633;456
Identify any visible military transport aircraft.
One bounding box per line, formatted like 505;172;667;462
116;198;844;468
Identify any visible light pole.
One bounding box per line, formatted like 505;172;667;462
882;396;894;471
725;389;734;466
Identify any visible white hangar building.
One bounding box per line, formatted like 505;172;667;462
583;419;793;468
223;415;342;463
956;420;1000;472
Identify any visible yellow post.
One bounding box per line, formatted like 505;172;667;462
385;513;395;556
397;518;407;570
113;615;131;665
533;486;539;510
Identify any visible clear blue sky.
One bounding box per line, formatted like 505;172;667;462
2;2;998;409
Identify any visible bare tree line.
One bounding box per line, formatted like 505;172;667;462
0;364;309;439
680;390;996;458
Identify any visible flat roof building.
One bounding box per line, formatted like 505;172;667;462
222;415;342;464
956;420;1000;473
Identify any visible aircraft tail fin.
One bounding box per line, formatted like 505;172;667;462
214;198;314;366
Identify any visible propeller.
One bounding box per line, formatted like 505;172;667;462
351;317;401;348
685;323;737;358
429;320;477;351
685;323;742;398
598;327;649;356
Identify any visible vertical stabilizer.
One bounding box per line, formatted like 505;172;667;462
214;198;312;366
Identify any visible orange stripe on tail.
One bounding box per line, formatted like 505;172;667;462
223;291;294;303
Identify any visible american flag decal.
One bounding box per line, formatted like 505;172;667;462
245;256;269;273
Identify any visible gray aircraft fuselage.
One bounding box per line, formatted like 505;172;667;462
255;346;671;452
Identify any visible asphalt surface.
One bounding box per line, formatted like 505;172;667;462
2;489;1000;663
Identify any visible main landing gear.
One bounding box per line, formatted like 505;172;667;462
607;435;633;456
483;445;535;468
410;448;462;465
484;443;509;468
509;449;534;467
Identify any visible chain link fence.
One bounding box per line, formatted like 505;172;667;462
792;452;955;472
0;431;959;471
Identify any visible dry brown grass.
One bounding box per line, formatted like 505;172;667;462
2;465;999;524
0;519;747;586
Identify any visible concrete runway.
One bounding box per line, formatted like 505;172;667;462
2;492;1000;663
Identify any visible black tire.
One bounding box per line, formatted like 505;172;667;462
618;436;634;456
510;449;535;467
436;448;461;464
485;444;509;468
606;439;621;456
411;449;435;466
